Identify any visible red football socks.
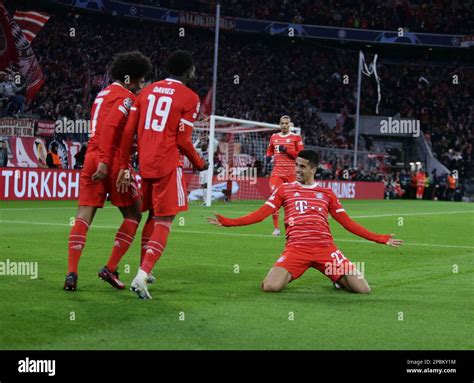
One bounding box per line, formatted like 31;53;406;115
272;211;279;230
140;219;172;274
106;218;139;272
67;218;90;274
140;217;154;266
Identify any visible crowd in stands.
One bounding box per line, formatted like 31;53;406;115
125;0;474;34
2;1;472;191
0;71;26;116
383;168;463;201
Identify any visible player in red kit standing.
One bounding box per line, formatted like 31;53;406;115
209;150;403;293
416;170;426;200
64;51;152;292
117;50;207;299
266;116;304;236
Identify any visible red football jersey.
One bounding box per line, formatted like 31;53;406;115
119;78;204;179
88;82;135;166
266;182;344;247
216;181;390;246
266;133;304;177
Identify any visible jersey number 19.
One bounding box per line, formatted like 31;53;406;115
145;95;172;132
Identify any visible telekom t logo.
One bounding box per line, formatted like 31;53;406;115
295;200;308;213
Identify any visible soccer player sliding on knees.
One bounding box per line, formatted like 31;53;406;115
208;150;403;293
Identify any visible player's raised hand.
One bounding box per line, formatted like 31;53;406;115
387;234;404;247
116;168;131;193
91;162;108;181
207;213;222;226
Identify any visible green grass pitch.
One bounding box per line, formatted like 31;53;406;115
0;199;473;350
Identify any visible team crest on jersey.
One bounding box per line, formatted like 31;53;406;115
123;98;133;109
286;139;291;143
294;192;300;197
315;192;323;199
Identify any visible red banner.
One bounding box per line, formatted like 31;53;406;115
1;136;83;169
185;174;384;201
36;120;55;137
0;169;384;201
313;180;385;199
2;136;48;168
0;167;80;200
0;118;35;137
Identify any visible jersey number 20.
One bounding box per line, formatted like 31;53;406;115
145;95;172;132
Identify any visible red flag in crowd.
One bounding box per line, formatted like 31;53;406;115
0;3;48;100
200;88;212;117
0;4;18;71
13;10;50;43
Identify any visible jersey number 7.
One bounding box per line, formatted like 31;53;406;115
145;95;172;132
90;97;104;138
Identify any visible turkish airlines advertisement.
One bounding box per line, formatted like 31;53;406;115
0;168;80;200
0;168;384;201
185;174;384;201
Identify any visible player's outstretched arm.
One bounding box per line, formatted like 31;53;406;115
207;204;275;227
332;211;403;247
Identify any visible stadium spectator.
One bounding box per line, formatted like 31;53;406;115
447;171;457;201
46;142;62;169
12;72;26;114
0;141;8;167
0;72;23;116
74;143;87;169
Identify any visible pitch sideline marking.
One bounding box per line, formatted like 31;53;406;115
1;206;473;220
1;219;473;249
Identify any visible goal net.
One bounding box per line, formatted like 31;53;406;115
182;115;300;206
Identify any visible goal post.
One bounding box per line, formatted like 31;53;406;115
187;115;300;207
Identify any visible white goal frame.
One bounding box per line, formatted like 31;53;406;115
203;115;301;206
